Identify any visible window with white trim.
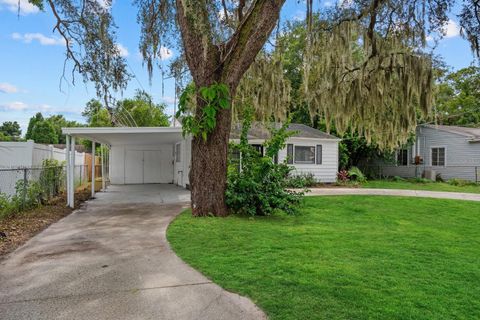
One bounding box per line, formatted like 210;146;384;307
294;146;315;164
431;147;445;166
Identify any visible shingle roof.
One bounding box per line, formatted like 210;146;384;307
422;125;480;139
230;122;339;140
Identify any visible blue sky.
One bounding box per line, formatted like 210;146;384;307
0;0;477;134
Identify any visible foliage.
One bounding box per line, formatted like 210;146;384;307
285;173;317;188
348;166;366;183
168;196;480;320
176;83;231;141
447;178;477;187
30;120;58;144
337;170;349;183
46;115;84;144
434;66;480;126
225;110;304;216
0;121;21;140
0;160;66;218
362;179;480;193
25;112;44;140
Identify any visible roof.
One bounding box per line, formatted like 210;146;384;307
421;124;480;139
62;123;340;145
230;122;340;140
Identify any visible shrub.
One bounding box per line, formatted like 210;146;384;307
337;170;349;183
411;177;433;184
392;176;406;182
348;166;366;183
286;173;317;188
226;109;305;216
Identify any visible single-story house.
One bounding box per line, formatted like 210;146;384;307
371;124;480;181
62;124;339;206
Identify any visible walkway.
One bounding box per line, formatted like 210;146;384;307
306;187;480;201
0;184;266;320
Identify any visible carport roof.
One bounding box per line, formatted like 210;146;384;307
62;127;184;146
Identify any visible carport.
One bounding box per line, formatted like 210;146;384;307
62;127;191;208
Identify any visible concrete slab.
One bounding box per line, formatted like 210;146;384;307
0;184;265;320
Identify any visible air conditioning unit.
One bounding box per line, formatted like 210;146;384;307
423;169;436;181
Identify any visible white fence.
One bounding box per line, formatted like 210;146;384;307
0;141;87;197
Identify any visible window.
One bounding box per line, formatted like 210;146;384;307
294;146;315;164
316;145;322;164
175;143;181;162
431;147;445;166
397;149;408;166
286;144;293;164
251;144;264;156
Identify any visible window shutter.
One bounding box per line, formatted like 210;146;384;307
316;145;322;164
287;144;293;164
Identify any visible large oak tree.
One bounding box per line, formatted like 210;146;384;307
28;0;479;216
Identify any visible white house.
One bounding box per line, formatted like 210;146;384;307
62;124;340;206
372;124;480;181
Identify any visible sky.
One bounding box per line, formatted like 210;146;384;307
0;0;477;135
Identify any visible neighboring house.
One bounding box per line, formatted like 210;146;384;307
62;123;340;190
372;124;480;182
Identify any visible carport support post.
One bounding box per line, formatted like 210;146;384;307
70;136;76;208
101;144;105;191
65;135;70;207
91;141;96;198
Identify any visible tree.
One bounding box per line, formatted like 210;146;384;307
0;121;21;140
28;0;480;216
25;112;44;140
434;66;480;126
30;120;58;144
46;114;84;144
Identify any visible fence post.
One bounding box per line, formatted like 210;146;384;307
476;166;478;184
22;168;27;210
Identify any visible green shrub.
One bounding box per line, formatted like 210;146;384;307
286;173;317;188
412;177;433;184
392;176;406;182
348;166;366;183
226;109;305;216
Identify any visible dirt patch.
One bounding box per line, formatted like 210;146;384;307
0;190;91;258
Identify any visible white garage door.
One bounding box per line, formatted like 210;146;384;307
125;149;172;184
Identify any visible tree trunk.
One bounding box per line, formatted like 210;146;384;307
190;97;232;217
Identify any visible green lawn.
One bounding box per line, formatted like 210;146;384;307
362;179;480;194
167;196;480;320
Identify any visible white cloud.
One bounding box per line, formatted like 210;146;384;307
443;19;460;38
0;101;28;111
12;32;66;46
324;1;333;7
159;96;176;104
159;46;173;60
0;0;39;15
0;83;19;94
116;43;129;57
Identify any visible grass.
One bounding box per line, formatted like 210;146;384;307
168;196;480;320
361;179;480;194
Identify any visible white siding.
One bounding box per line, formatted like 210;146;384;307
279;137;339;183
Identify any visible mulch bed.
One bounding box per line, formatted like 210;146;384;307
0;190;91;258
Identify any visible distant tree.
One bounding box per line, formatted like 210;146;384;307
116;90;170;127
25;112;44;140
46;114;84;144
0;121;21;139
30;120;58;144
82;91;170;127
434;66;480;126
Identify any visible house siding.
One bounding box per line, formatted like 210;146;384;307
376;126;480;181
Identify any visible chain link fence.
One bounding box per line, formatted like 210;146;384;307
0;165;95;214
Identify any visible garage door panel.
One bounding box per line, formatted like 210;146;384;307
144;151;162;183
125;150;143;184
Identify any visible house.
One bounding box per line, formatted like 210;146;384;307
372;124;480;182
61;124;339;206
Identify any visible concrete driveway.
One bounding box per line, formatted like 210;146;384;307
0;184;265;320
